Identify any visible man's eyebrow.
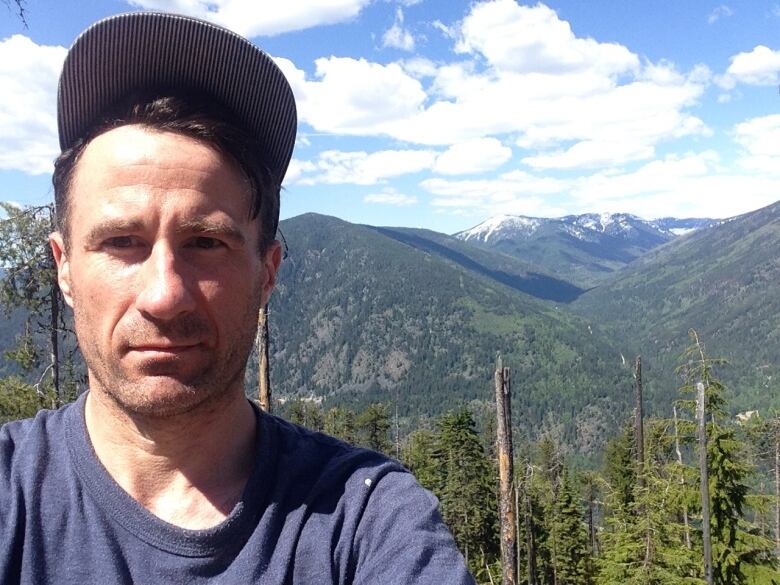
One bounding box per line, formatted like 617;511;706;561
178;218;247;246
85;219;146;243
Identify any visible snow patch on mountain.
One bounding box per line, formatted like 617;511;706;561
669;227;697;236
456;215;541;242
454;212;716;245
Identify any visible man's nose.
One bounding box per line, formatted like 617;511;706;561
135;243;196;320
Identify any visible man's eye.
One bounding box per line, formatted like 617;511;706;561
104;236;141;249
189;237;224;250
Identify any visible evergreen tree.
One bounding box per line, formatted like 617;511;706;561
0;376;48;424
549;467;591;585
599;449;704;585
323;406;357;444
285;399;323;431
0;203;67;406
676;331;777;585
432;408;498;576
602;423;637;516
356;403;391;453
402;428;440;493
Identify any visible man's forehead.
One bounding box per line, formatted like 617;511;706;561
69;126;254;227
78;126;229;175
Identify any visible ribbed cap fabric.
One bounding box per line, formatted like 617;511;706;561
57;12;297;185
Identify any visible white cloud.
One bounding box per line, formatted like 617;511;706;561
708;5;733;24
382;8;415;52
433;138;512;175
420;150;780;219
126;0;370;37
294;149;437;185
401;57;439;78
275;56;427;135
431;20;455;39
717;45;780;89
571;151;779;218
421;170;569;217
455;0;638;76
272;1;708;175
734;114;780;174
283;158;316;186
0;35;65;175
522;139;654;170
364;188;418;206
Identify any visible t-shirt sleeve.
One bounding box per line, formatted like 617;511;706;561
0;422;25;583
351;470;475;585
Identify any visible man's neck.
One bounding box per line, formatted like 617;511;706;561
84;387;257;530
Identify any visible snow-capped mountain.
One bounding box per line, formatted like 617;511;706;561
455;212;715;245
453;212;718;288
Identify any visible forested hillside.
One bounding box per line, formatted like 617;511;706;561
268;213;626;451
573;200;780;415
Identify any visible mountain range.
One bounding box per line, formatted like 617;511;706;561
454;213;717;287
261;204;779;452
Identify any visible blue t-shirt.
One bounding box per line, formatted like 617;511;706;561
0;394;474;584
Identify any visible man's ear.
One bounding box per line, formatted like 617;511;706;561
260;240;283;304
49;232;74;308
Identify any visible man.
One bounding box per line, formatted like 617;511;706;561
0;12;474;584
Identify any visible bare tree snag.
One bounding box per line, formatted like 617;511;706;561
495;355;516;585
257;305;271;412
633;356;645;483
697;381;713;585
775;414;780;561
673;405;692;549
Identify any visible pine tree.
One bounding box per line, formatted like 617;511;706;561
0;203;66;406
284;399;323;431
356;403;391;453
549;467;591;585
602;423;637;516
676;330;777;585
432;408;498;576
0;376;49;424
402;428;440;493
323;406;357;444
598;420;704;585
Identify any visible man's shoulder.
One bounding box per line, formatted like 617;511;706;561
261;411;404;472
258;411;409;504
1;403;75;472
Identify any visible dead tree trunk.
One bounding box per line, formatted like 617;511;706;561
495;356;516;585
673;405;692;549
697;381;713;585
633;356;645;484
775;414;780;561
257;305;271;412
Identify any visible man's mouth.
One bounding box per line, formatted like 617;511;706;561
127;343;202;355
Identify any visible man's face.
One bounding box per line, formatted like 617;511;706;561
50;125;281;417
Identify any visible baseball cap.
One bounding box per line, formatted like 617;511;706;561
57;11;298;186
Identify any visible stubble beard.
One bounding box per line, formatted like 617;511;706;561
73;293;262;420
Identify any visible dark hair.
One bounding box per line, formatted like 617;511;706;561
52;90;280;253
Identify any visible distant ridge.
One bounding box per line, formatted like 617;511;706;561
453;212;717;287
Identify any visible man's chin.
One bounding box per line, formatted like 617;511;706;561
100;377;222;419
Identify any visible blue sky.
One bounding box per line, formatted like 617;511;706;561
2;0;780;234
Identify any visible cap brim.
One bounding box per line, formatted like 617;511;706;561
57;12;297;184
